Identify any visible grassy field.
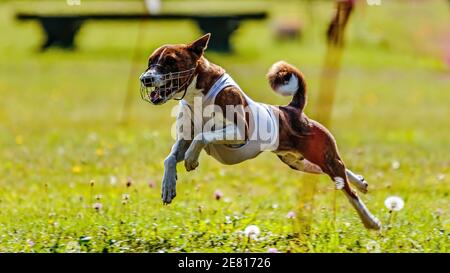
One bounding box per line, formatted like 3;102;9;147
0;0;449;252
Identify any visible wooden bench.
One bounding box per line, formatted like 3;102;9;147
16;12;267;52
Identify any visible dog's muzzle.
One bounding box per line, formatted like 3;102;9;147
139;67;196;105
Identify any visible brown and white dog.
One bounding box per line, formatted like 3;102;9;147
139;34;381;230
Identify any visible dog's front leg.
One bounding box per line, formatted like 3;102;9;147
183;138;203;172
184;124;246;171
162;139;190;204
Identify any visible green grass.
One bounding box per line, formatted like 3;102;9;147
0;0;449;252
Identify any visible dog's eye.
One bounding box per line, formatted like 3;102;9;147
283;73;291;84
165;56;177;65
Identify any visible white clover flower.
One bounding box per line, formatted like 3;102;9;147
92;202;103;211
366;240;381;253
214;190;223;200
367;0;382;7
148;179;156;188
57;146;65;156
244;225;260;239
88;132;98;142
391;160;400;170
26;239;35;247
110;175;117;185
65;241;81;253
384;196;404;211
267;247;279;253
286;211;296;219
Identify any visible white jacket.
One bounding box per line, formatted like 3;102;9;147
178;73;279;165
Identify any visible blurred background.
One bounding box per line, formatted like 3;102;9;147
2;0;449;131
0;0;448;252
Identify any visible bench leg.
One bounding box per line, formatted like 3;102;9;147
195;18;240;52
38;18;84;50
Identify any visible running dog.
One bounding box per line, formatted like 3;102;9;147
139;34;381;230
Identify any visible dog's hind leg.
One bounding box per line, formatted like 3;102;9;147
346;169;368;194
324;159;381;230
277;149;381;229
341;183;381;230
276;152;323;174
277;152;369;193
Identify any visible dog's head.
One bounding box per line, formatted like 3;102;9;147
139;33;210;105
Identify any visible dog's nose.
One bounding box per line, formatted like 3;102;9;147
140;71;154;85
140;71;149;82
141;69;166;87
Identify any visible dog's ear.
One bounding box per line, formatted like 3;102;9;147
188;33;211;56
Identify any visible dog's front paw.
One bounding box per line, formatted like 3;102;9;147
161;172;177;204
184;157;199;172
184;150;199;172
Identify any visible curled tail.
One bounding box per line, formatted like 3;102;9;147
267;61;307;111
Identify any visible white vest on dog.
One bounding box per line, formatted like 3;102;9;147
179;73;279;165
